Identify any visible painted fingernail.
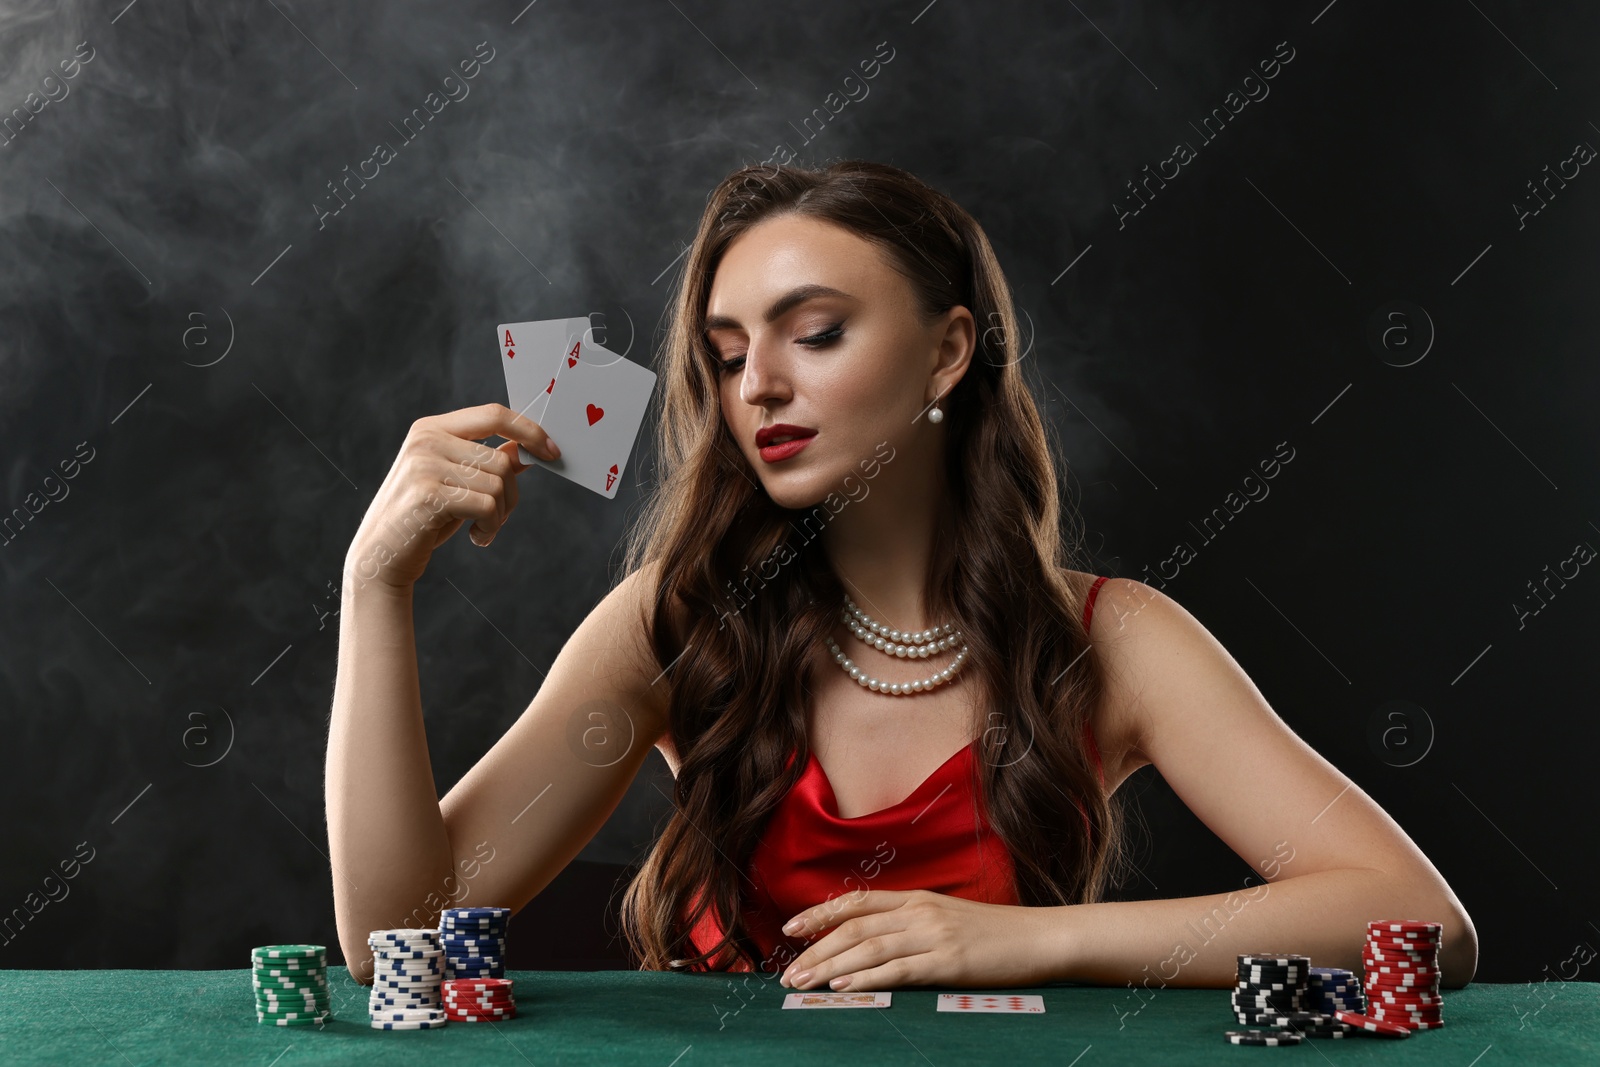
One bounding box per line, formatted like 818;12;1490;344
782;919;801;934
791;970;812;987
830;975;852;990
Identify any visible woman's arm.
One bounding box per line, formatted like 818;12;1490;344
1042;578;1479;987
326;557;670;984
325;577;456;981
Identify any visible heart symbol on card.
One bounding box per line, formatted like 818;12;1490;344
544;378;555;395
566;341;581;368
586;403;605;425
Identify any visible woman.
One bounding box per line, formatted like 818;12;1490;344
326;160;1477;993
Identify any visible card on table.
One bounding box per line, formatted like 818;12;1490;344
527;335;656;499
782;991;893;1009
935;994;1046;1014
496;316;590;463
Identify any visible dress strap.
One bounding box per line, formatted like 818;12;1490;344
1082;575;1110;632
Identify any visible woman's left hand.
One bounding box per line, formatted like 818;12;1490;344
777;889;1065;991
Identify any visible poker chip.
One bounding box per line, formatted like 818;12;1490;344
1370;1017;1443;1027
1239;954;1310;967
1268;1011;1354;1038
448;991;515;1004
1371;990;1442;1005
446;1002;514;1014
375;963;444;976
371;1019;448;1030
257;993;327;1005
1369;1004;1446;1023
374;979;442;992
1365;928;1438;943
1368;1001;1442;1016
372;1008;448;1022
440;942;506;956
370;928;442;943
1224;1030;1302;1045
1334;1009;1412;1037
445;982;513;994
1363;968;1440;983
248;966;323;979
256;1007;330;1020
252;944;326;961
1368;920;1441;936
251;945;332;1027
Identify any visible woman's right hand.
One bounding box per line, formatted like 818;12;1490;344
344;403;560;592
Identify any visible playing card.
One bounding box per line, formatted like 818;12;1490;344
497;316;589;463
529;337;656;499
782;991;893;1009
935;994;1045;1013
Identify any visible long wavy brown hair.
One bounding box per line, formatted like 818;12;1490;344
616;159;1130;972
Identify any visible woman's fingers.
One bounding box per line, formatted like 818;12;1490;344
470;441;526;546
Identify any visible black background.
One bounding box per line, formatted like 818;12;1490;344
1;0;1595;987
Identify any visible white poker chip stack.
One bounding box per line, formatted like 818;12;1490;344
366;928;449;1030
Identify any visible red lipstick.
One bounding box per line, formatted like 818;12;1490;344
756;423;817;463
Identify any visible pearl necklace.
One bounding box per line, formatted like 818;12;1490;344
824;595;970;695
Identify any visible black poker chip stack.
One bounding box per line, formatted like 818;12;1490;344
1227;953;1355;1041
1233;954;1311;1024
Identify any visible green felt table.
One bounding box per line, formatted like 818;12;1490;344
0;970;1594;1065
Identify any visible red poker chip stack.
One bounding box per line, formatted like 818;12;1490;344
1360;920;1444;1031
442;977;517;1023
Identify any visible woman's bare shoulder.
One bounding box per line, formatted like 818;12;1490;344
615;558;690;771
1068;571;1162;790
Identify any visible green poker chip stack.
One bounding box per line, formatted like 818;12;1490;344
252;944;332;1026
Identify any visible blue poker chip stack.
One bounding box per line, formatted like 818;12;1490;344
439;906;511;981
1308;966;1365;1015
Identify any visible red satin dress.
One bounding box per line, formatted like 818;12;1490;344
685;576;1111;972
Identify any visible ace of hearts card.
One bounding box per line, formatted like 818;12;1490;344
527;332;656;499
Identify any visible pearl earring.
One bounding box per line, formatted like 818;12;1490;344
928;405;944;424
